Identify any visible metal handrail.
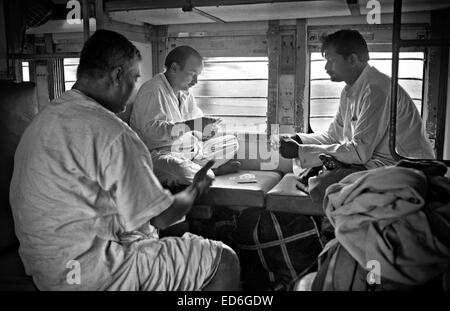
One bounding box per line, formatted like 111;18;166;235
389;0;450;165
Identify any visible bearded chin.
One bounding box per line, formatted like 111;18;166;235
330;75;341;82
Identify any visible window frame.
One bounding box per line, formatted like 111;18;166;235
193;56;269;134
63;58;80;91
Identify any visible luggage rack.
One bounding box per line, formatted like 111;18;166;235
389;0;450;166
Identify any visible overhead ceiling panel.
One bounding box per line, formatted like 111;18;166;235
109;8;214;25
108;0;450;26
109;0;351;25
200;0;350;22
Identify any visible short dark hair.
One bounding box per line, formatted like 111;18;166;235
77;29;142;80
164;46;202;70
321;29;369;62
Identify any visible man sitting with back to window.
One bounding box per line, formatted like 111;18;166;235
278;29;435;203
130;46;241;187
10;30;240;290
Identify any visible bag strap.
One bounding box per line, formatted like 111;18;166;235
238;229;317;250
252;215;276;283
309;216;325;249
270;212;298;281
322;243;340;290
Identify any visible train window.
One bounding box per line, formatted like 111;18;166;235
21;61;30;82
310;52;425;133
192;57;269;133
63;58;80;91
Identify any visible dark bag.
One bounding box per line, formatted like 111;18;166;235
311;240;372;291
311;240;447;291
297;153;365;201
231;207;324;290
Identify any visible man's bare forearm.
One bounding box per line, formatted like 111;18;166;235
150;185;198;230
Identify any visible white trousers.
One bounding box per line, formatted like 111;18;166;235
151;132;239;187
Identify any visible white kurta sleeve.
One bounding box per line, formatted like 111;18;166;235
186;93;204;120
138;89;178;144
297;85;389;168
298;97;344;145
98;131;174;232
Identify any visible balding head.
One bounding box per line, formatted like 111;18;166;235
164;46;203;92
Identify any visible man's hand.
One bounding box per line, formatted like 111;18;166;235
192;160;215;198
279;136;301;159
202;122;220;140
183;117;221;133
150;160;215;230
280;133;302;144
202;116;221;127
272;133;302;151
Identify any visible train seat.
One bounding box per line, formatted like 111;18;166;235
195;169;282;210
266;173;324;216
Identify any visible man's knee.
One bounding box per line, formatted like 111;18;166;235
308;168;362;203
153;154;202;186
219;245;240;276
206;245;240;290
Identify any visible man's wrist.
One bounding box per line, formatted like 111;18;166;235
184;119;194;131
292;134;303;144
187;184;199;201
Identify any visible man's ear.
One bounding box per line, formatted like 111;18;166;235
110;66;123;86
169;62;180;73
348;53;360;66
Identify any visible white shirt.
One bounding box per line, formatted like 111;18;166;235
10;89;174;290
298;65;435;168
130;73;203;151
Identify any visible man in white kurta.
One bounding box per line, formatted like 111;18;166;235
130;46;240;187
279;29;434;203
9;30;239;291
295;63;435;168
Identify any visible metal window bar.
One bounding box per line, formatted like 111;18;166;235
390;0;450;165
46;58;65;100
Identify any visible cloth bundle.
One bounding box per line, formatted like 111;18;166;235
323;161;450;285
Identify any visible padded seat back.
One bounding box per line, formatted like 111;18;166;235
0;81;39;289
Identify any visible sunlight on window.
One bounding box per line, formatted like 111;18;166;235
310;52;425;133
21;61;30;82
192;57;268;133
64;58;79;91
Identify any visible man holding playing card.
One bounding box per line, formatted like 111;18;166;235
131;46;241;187
278;29;434;203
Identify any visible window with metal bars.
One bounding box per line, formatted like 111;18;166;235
23;57;269;133
63;58;79;91
22;58;78;90
309;51;425;133
191;56;269;133
21;61;30;81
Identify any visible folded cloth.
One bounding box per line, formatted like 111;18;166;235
324;166;450;285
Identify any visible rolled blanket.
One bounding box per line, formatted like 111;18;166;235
324;166;450;285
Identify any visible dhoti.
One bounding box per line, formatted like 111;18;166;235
151;132;239;187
